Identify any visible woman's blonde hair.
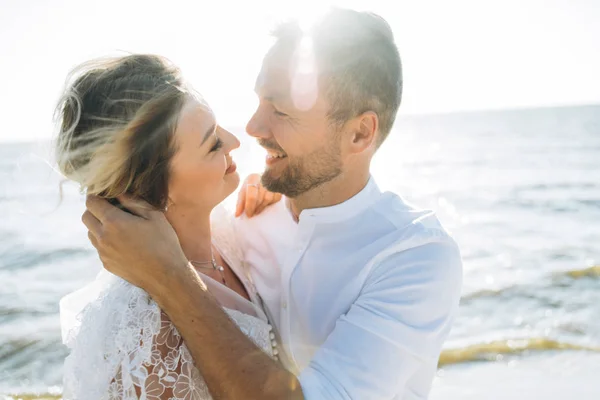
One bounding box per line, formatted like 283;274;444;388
54;54;189;210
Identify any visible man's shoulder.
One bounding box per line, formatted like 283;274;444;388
370;191;454;240
365;191;462;274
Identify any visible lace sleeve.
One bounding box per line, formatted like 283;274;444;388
60;273;209;399
111;311;211;400
61;271;275;400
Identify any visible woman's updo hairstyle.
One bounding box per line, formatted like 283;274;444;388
55;54;190;210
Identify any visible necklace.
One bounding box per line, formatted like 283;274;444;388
189;253;227;286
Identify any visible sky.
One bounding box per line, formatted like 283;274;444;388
1;0;599;142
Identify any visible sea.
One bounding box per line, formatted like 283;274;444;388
1;104;599;399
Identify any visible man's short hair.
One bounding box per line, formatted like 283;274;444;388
272;8;402;146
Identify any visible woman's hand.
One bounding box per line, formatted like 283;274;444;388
235;173;282;218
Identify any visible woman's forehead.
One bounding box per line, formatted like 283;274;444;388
176;99;216;139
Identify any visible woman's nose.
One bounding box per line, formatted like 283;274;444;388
221;127;240;152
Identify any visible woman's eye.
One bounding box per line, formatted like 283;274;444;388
210;138;224;152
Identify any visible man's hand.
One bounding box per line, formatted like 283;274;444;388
82;195;188;292
235;173;282;218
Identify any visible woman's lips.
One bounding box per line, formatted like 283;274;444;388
225;161;237;174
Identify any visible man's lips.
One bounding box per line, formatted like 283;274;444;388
258;140;287;166
258;140;286;156
265;153;287;166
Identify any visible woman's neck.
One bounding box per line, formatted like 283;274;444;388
165;205;213;263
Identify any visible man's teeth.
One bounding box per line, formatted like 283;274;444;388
267;153;286;159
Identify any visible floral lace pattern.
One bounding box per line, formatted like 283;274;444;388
61;205;276;400
62;276;275;400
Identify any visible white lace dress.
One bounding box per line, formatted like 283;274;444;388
60;206;278;400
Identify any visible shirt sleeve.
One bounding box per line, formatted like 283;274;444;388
298;239;463;400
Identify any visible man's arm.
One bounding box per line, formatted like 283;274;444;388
82;195;302;400
154;261;303;400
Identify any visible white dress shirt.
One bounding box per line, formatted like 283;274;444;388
234;177;463;399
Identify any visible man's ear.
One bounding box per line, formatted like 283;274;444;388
347;111;378;154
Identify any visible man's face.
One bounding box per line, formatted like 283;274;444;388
246;43;343;198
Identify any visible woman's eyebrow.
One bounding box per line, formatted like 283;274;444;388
201;123;217;145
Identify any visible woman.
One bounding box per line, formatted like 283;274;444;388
56;54;281;399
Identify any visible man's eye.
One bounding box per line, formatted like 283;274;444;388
210;138;224;152
274;109;288;117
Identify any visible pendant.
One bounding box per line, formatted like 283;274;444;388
213;263;227;285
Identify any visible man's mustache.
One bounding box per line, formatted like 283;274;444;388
257;139;285;153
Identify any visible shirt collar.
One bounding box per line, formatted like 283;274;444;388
288;176;381;224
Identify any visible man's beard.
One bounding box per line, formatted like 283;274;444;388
259;139;342;198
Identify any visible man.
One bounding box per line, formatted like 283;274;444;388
83;8;462;399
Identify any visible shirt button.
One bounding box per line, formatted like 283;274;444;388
282;301;288;309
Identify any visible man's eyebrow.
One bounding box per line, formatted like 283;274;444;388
253;84;284;103
201;123;217;145
264;94;288;104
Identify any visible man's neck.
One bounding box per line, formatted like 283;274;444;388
165;206;213;263
287;169;370;220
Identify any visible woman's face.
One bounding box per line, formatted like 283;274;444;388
167;98;240;212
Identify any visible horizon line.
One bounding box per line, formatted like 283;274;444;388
2;101;599;145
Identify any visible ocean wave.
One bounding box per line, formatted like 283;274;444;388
0;338;65;398
560;265;600;279
439;337;600;366
461;288;505;301
2;392;60;400
5;337;599;399
462;265;600;302
498;198;600;213
0;339;39;366
0;306;52;326
0;248;90;271
514;182;599;191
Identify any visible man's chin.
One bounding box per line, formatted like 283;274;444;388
263;158;286;178
261;169;287;195
261;169;279;186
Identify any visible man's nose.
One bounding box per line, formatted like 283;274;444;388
246;109;271;140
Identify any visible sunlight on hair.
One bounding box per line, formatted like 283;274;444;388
295;3;330;33
289;36;319;111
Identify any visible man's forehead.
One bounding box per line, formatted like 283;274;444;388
255;44;322;107
255;53;293;95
